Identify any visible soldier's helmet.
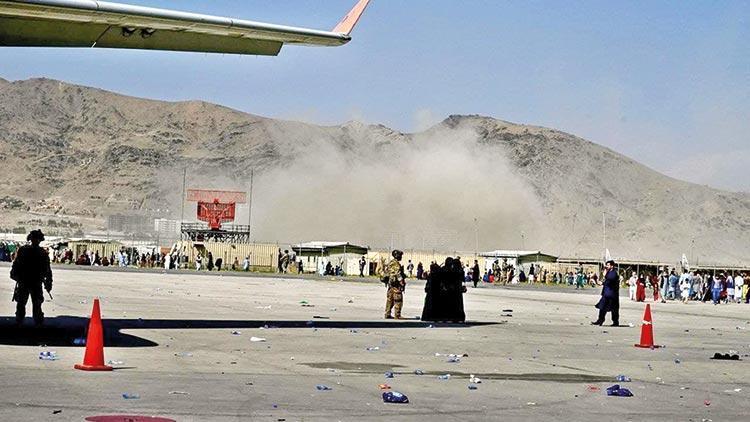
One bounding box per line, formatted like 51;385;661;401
27;229;45;242
391;249;403;259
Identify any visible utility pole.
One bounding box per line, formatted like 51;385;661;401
247;168;254;234
473;217;479;259
602;212;606;262
180;167;187;224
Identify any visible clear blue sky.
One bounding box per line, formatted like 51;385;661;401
3;0;749;191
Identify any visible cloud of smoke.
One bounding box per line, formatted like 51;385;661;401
245;124;548;251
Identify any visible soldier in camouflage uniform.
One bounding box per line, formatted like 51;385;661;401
384;249;405;319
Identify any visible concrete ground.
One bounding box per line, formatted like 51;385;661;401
0;266;748;421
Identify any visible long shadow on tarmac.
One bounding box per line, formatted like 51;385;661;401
0;317;498;348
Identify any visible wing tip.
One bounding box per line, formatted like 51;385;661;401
332;0;371;36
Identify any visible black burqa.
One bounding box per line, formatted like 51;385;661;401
421;258;465;322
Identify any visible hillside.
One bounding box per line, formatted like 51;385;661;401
1;77;748;264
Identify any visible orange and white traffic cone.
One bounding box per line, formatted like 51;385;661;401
634;304;661;348
74;298;113;371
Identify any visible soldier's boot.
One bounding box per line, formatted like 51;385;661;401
384;293;393;319
393;294;403;319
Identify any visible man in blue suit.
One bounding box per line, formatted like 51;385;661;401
592;260;619;326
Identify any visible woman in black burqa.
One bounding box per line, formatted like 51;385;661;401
421;257;465;322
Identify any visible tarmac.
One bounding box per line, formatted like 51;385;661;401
0;266;748;421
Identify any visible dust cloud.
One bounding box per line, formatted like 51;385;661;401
244;126;548;251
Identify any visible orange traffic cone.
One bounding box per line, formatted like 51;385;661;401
634;304;661;348
74;298;113;371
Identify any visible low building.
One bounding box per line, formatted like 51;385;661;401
293;241;369;275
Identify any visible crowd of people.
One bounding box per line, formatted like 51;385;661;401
625;269;749;305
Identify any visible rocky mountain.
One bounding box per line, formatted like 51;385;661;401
1;77;748;265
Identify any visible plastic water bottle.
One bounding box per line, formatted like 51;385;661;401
315;385;332;391
437;374;451;380
384;371;394;378
615;375;631;382
413;369;424;375
122;393;140;399
468;383;478;390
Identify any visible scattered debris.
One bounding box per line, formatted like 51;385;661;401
711;353;740;360
615;375;631;382
468;384;478;390
174;352;193;357
231;331;241;335
366;347;380;351
39;351;59;361
250;337;267;342
315;385;332;391
169;391;189;395
384;371;394;378
379;384;391;390
382;391;409;404
586;386;601;392
122;393;140;400
106;360;124;366
469;375;482;384
312;316;329;319
413;369;424;375
606;385;633;397
437;374;451;380
72;338;86;346
52;410;62;414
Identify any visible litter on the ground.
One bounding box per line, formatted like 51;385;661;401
615;375;631;382
382;391;409;404
315;385;332;391
468;383;478;390
39;351;59;361
169;391;189;395
384;371;394;378
469;375;482;384
250;337;267;342
606;384;633;397
414;369;424;375
122;393;140;399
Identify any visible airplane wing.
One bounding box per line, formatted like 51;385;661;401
0;0;371;55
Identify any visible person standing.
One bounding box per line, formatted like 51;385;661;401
359;256;366;277
635;274;646;302
711;273;723;305
733;273;744;303
207;252;214;271
10;230;53;326
242;254;251;271
384;250;405;319
471;260;480;288
416;262;424;280
406;260;414;278
592;260;619;326
628;272;637;301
